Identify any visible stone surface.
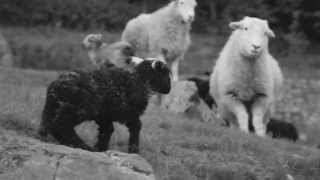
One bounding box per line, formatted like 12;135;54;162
74;120;99;147
0;129;155;180
162;81;219;123
0;31;13;67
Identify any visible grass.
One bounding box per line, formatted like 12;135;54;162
0;26;320;179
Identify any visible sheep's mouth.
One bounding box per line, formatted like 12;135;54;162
247;50;262;59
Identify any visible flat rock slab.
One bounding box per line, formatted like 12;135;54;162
0;130;155;180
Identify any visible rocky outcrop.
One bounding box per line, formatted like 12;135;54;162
0;129;155;180
161;81;220;123
0;31;13;67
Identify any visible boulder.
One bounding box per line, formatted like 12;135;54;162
0;129;155;180
162;81;220;123
0;31;13;67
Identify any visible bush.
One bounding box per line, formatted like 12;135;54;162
0;0;141;30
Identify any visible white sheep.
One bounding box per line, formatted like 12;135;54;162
121;0;197;81
209;16;283;137
82;34;135;71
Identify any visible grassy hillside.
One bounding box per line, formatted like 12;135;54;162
0;67;319;179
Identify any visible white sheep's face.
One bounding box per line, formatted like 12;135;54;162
174;0;197;24
83;34;136;70
229;16;275;59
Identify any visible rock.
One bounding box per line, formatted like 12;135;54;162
74;120;99;148
0;129;155;180
0;31;13;67
162;81;219;123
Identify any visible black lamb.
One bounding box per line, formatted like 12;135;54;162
266;118;299;142
39;59;171;153
187;76;216;108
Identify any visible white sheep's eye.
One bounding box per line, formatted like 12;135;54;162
244;27;248;31
180;1;184;4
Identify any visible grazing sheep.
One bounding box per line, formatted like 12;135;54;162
82;34;135;70
210;16;283;137
121;0;197;81
187;76;216;108
39;58;171;153
266;118;299;141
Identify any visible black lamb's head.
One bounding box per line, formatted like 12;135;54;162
135;58;171;94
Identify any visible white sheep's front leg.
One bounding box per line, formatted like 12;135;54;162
234;104;249;133
171;60;180;81
220;96;249;133
251;97;270;137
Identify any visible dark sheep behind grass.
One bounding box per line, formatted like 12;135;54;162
266;118;299;141
187;76;216;108
39;58;171;153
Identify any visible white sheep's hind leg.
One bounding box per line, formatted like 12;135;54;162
171;60;180;81
252;98;269;137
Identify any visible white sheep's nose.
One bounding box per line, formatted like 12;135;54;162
252;44;261;50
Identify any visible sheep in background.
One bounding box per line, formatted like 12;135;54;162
267;118;299;141
82;34;135;71
39;58;171;153
121;0;197;81
210;17;283;137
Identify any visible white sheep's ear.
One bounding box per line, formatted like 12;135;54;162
266;29;275;38
264;21;276;38
229;21;243;30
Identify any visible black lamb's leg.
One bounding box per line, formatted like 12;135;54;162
49;103;93;151
95;122;114;151
51;124;93;151
126;119;142;153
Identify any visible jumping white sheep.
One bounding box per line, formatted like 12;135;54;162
82;34;135;71
121;0;197;81
209;16;283;137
